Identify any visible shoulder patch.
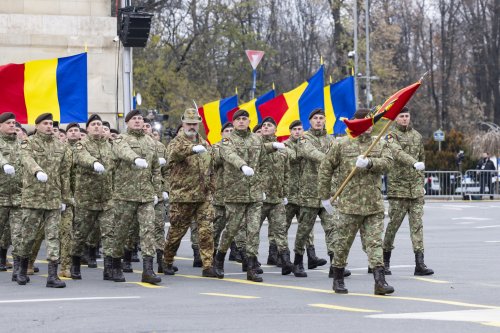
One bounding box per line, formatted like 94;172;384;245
386;134;394;143
114;137;123;144
21;140;29;149
298;137;307;143
75;142;83;150
222;138;229;145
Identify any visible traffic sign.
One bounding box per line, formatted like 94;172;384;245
245;50;265;69
433;129;445;142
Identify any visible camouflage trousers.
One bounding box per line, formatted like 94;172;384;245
164;202;214;269
29;224;45;264
125;215;140;251
113;200;156;258
234;225;246;249
59;205;74;270
294;206;336;256
72;206;113;257
334;212;384;268
19;208;60;261
0;206;22;257
154;201;166;251
260;202;289;252
87;221;100;248
219;202;262;257
284;203;314;247
384;197;425;253
212;204;226;250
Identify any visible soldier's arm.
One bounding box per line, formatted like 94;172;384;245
387;140;417;167
151;147;162;196
368;142;394;174
60;146;72;203
298;139;325;162
283;154;290;199
418;137;425;163
168;139;196;163
220;140;247;170
113;137;141;163
74;142;98;169
0;147;9;167
318;142;340;199
20;141;43;176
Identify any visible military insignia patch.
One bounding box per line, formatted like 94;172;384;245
386;134;394;143
222;138;229;145
298;137;307;143
76;142;83;150
114;137;123;144
20;140;28;149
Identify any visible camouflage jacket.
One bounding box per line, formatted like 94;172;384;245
73;135;115;210
154;139;169;202
66;139;79;203
219;128;270;203
385;124;425;199
0;133;22;207
318;133;393;216
297;129;334;208
112;129;162;203
166;131;213;203
20;132;71;210
283;137;302;205
211;141;225;206
261;135;290;204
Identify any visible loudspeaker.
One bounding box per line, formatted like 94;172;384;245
118;7;153;48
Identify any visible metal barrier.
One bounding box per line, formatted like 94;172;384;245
457;169;500;200
423;171;463;199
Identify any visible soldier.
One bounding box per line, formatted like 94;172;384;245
318;108;394;295
383;107;434;276
58;129;67;143
80;128;87;140
0;113;22;276
109;129;119;141
213;110;284;282
252;123;262;136
17;113;71;288
163;108;217;277
112;109;162;284
70;114;119;281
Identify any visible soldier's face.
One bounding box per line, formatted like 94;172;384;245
221;127;234;138
88;120;103;137
290;126;304;139
102;126;110;139
396;113;410;126
52;127;59;135
143;123;153;135
80;132;87;139
110;133;118;140
127;115;144;130
183;122;199;137
153;131;160;141
36;120;53;135
15;127;23;138
261;122;276;136
67;127;80;140
255;129;262;136
58;132;67;142
0;119;16;135
310;115;325;130
233;116;249;130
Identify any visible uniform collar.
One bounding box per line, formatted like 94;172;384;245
35;132;54;142
127;128;145;137
396;123;412;132
309;128;326;137
0;132;16;141
234;128;250;138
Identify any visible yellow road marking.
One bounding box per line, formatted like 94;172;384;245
201;293;260;299
481;322;500;327
412;277;450;284
173;256;192;261
309;304;381;313
39;274;71;281
125;282;165;289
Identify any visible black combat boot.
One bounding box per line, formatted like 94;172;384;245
414;251;434;276
95;244;102;259
12;256;19;282
46;261;66;288
332;267;348;294
214;251;226;279
156;249;164;274
373;266;394;295
112;257;125;282
306;245;327;269
0;248;7;271
131;244;140;262
17;257;29;285
276;253;283;268
202;266;218;278
88;247;97;268
103;256;112;280
383;251;392;275
267;243;278;265
81;246;89;265
122;250;133;273
329;254;333;278
163;264;176;275
70;255;82;280
240;248;248;272
367;267;373;273
292;253;307;277
279;249;293;275
141;256;161;284
228;241;238;261
192;245;202;267
246;256;263;282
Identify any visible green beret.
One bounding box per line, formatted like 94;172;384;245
289;120;302;130
400;106;409;114
35;113;53;125
309;108;325;120
143;118;151;124
221;122;234;132
110;129;119;135
79;128;87;134
125;109;143;123
261;116;276;126
353;108;371;119
86;114;102;128
252;123;262;133
102;121;111;129
232;109;249;121
66;122;80;131
0;112;15;123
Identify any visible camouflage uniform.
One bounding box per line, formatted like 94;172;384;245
163;131;214;269
153;139;168;252
211;142;226;249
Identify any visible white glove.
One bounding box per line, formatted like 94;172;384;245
272;142;285;150
135;158;148;169
192;145;207;153
153;196;159;205
3;164;15;175
241;165;254;176
414;162;425;171
162;192;169;200
263;193;267;201
356;155;370;169
36;171;48;182
159;157;167;166
321;199;334;215
283;197;288;205
93;162;105;174
61;203;66;212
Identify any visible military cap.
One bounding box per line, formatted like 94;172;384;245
308;108;325;119
21;127;27;135
181;108;202;123
79;128;87;134
66;122;80;131
261;116;276;126
102;121;111;129
232;109;249;121
289;120;302;130
110;129;119;135
252;123;262;133
86;114;102;128
143;118;152;124
15;121;22;128
125;109;143;123
0;112;15;123
53;120;59;128
221;122;234;132
35;113;53;125
59;128;66;134
400;106;409;114
353;108;371;119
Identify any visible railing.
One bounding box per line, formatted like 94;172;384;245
423;171;463;199
457;169;499;200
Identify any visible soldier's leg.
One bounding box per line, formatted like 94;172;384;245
293;207;320;255
234;227;246;250
408;198;425;253
8;207;23;258
28;219;46;273
218;203;247;253
72;208;97;257
0;208;10;270
285;203;300;233
194;201;215;269
190;220;201;267
59;206;73;275
137;202;156;258
261;203;277;265
163;203;194;266
383;198;409;252
153;202;166;251
190;220;199;247
43;209;61;262
245;201;263;282
111;201;137;259
99;205;115;258
212;205;226;250
333;213;363;268
318;208;335;256
16;209;44;284
269;203;288;251
360;213;385;269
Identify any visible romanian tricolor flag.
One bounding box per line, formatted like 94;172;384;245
326;76;356;135
198;95;238;144
0;53;88;124
226;89;275;130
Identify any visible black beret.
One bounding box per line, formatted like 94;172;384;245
102;121;111;129
232;109;249;121
221;122;234;132
125;109;143;123
52;121;59;128
252;123;262;133
86;114;102;128
400;106;409;114
143;118;151;124
261;116;276;126
110;129;119;134
66;122;80;131
289;120;302;130
353;108;371;119
59;128;66;134
0;112;15;123
35;113;53;125
21;127;27;134
15;121;22;128
79;128;87;134
308;108;325;120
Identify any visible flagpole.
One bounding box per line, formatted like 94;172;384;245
330;119;394;202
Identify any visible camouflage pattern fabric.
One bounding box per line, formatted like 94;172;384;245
72;205;114;257
20;208;61;261
384;197;425;252
212;204;226;249
294;206;336;256
283;137;301;205
284;203;314;247
59;206;73;271
260;202;289;252
154;201;166;250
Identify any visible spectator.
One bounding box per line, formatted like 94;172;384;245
476;153;496;199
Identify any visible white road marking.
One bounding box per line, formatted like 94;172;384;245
484;240;500;243
455;222;477;225
475;225;500;229
0;296;141;304
452;217;492;220
349;265;414;271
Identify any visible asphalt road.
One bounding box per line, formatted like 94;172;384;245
1;201;499;333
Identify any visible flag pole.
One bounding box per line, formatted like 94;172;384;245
330;119;394;202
